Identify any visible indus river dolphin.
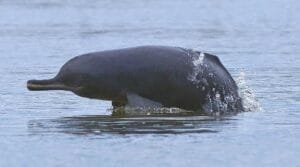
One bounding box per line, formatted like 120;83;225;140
27;46;244;115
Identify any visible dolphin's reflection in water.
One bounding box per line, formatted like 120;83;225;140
28;110;235;135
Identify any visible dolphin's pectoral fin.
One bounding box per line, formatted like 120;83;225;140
126;93;163;108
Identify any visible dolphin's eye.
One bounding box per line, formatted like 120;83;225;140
57;73;81;87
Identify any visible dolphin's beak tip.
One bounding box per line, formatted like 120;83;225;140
27;80;34;90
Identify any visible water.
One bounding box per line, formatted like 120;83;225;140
1;0;300;166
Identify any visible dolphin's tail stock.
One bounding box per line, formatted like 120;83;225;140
27;78;70;91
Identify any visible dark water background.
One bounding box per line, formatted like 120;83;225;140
0;0;300;166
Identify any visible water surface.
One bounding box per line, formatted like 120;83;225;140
0;0;300;166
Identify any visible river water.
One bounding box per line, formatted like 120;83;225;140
0;0;299;166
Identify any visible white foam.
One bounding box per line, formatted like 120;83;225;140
109;107;194;116
236;70;263;112
188;52;205;83
193;52;205;66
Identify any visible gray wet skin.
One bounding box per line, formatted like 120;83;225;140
27;45;243;114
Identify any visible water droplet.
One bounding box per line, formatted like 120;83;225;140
235;70;263;112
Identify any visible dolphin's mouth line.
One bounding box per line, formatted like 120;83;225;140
27;83;68;91
27;79;74;91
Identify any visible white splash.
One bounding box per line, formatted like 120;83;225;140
110;107;194;116
236;70;263;112
193;52;205;66
188;52;205;83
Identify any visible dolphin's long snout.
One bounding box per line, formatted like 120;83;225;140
27;79;68;91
